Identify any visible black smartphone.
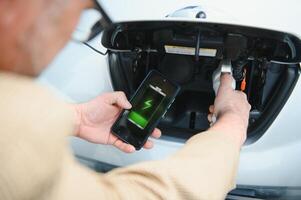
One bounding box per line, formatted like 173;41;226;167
111;70;180;150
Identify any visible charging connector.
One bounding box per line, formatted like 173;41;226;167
210;59;236;125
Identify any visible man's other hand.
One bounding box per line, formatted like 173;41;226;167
208;74;251;146
74;92;161;153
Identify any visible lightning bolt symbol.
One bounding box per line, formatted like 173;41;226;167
142;100;153;110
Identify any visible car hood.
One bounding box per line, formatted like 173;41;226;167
100;0;301;39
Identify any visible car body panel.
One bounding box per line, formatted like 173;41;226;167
39;0;301;188
100;0;301;39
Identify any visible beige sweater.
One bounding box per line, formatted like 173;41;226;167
0;72;240;200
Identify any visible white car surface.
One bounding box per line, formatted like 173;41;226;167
38;0;301;197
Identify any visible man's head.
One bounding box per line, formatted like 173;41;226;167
0;0;93;76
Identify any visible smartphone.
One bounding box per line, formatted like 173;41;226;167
111;70;180;150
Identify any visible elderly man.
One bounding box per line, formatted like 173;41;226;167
0;0;250;199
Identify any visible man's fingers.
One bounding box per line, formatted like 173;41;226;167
143;140;154;149
151;128;161;139
113;139;135;153
207;113;213;122
144;129;160;149
105;92;132;109
114;139;155;151
112;128;160;152
209;105;214;113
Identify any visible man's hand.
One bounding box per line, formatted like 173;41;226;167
74;92;161;153
208;74;251;146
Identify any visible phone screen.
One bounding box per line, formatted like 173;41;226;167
111;70;180;150
128;84;166;129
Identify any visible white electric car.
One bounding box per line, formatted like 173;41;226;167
38;0;301;199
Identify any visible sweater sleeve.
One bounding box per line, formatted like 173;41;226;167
100;131;240;200
0;72;241;200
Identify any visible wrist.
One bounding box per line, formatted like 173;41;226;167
209;113;247;147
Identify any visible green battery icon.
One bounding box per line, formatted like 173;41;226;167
128;85;166;129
